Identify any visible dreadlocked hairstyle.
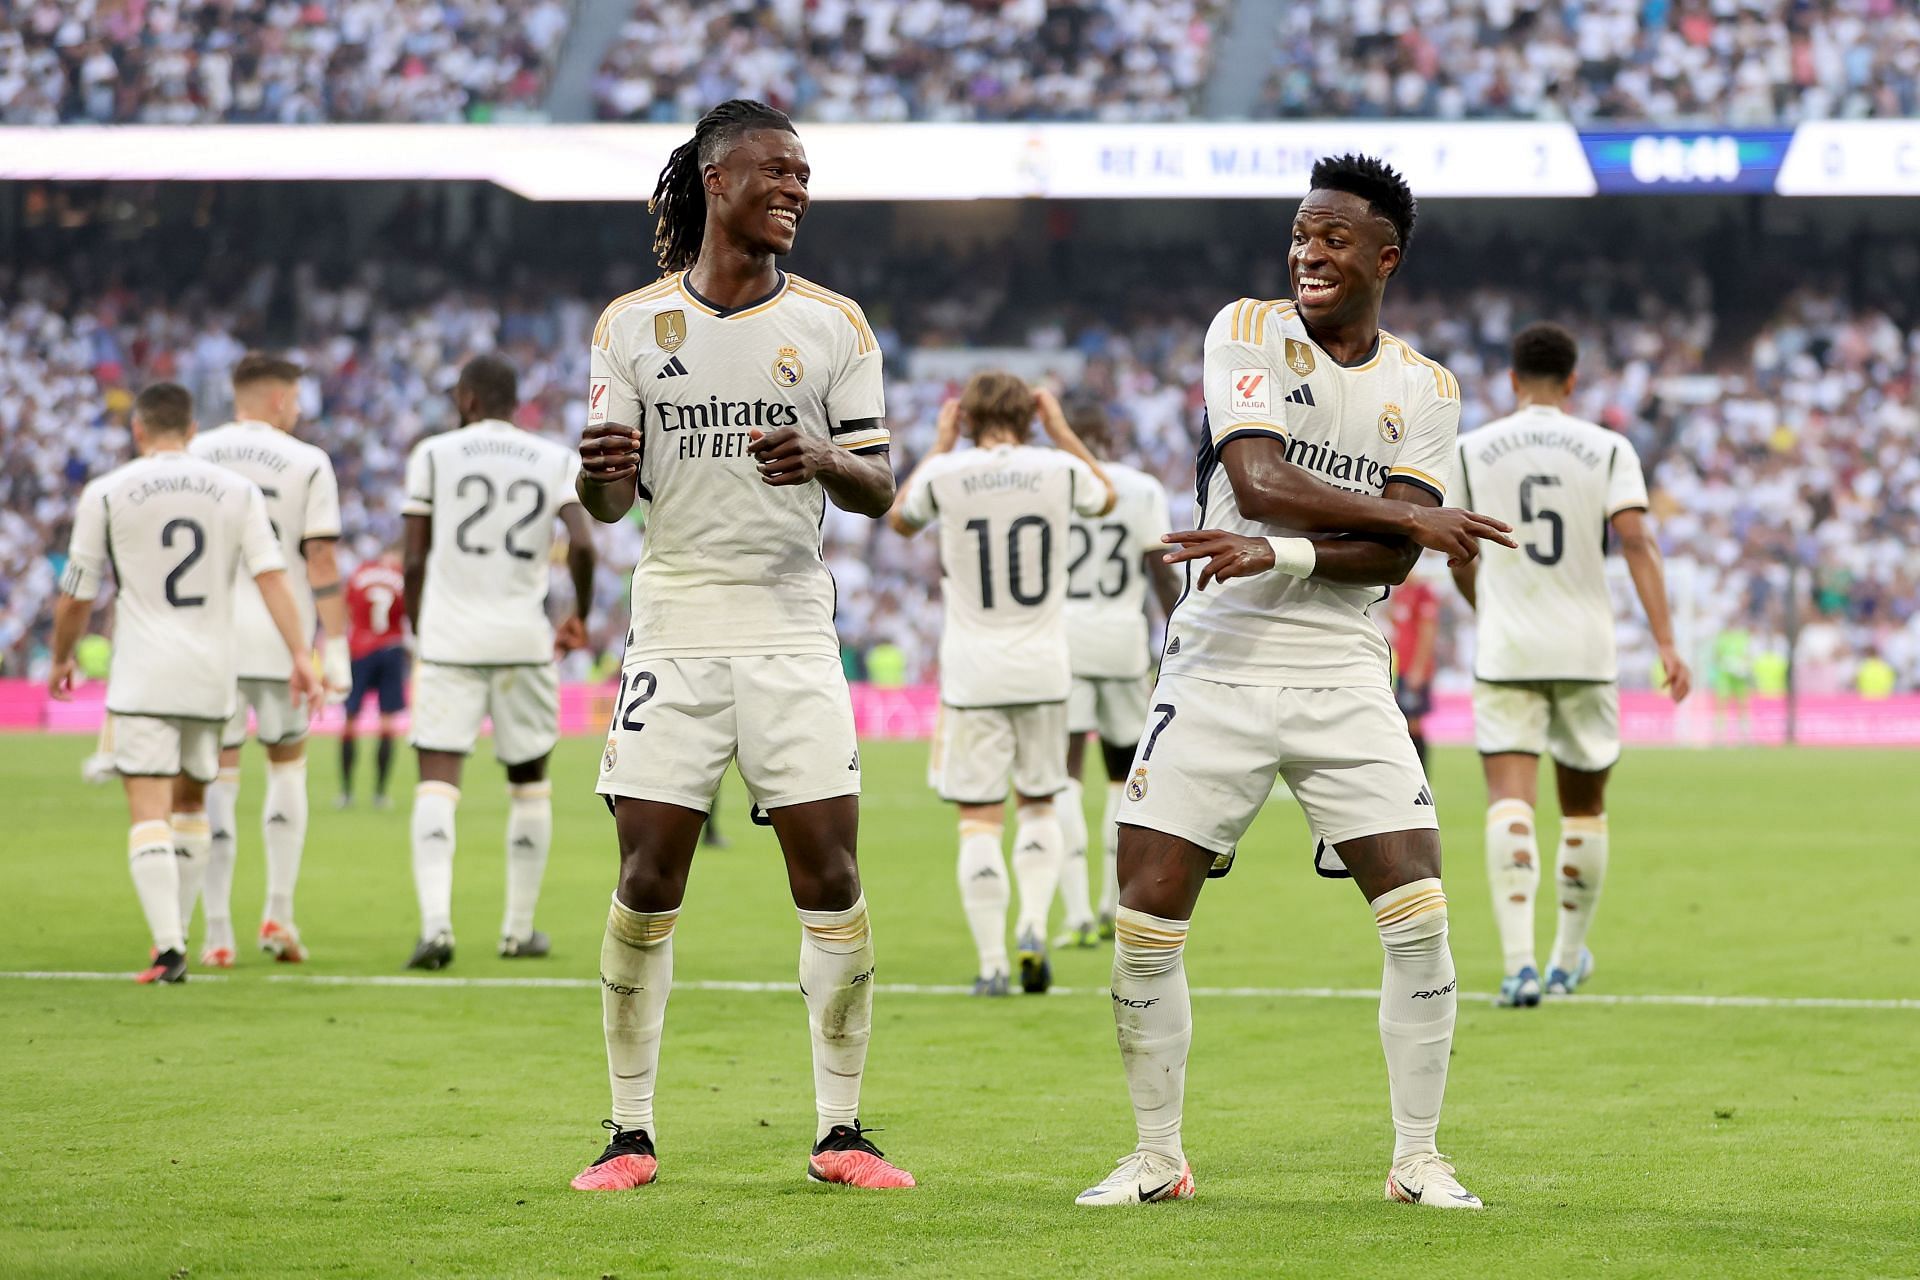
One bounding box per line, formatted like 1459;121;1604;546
648;99;798;273
1308;153;1417;275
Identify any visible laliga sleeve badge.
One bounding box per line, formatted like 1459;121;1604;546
771;345;804;388
1126;766;1149;802
1229;368;1271;415
1378;402;1405;444
655;309;686;352
587;377;610;427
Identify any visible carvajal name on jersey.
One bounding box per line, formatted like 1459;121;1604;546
123;473;229;505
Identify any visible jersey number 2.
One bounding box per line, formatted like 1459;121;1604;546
162;518;206;608
1519;475;1564;566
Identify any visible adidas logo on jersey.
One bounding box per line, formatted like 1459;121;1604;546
1165;636;1181;657
1413;785;1434;807
656;356;690;380
1284;384;1316;407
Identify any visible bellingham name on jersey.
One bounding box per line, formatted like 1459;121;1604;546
1163;296;1462;690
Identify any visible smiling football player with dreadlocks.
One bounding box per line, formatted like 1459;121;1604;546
570;99;911;1193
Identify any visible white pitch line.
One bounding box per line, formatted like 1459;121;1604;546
1;970;1916;1010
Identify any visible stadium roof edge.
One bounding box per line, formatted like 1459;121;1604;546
0;122;1910;198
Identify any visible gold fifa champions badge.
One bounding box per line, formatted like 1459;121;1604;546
655;310;686;352
1285;338;1316;377
1378;402;1405;444
1126;767;1149;802
771;345;804;388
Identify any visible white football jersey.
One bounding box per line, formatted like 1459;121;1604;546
590;271;889;661
189;420;341;680
898;443;1107;707
1456;404;1650;682
402;419;583;665
1162;297;1461;689
62;450;285;720
1065;460;1172;680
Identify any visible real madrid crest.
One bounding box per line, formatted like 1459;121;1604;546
655;309;686;353
1284;338;1316;378
771;345;804;388
602;737;618;773
1377;402;1405;444
1126;766;1150;803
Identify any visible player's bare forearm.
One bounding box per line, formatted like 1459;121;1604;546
305;539;348;638
402;513;431;633
1035;389;1116;514
1220;437;1514;562
254;569;310;667
1614;510;1675;645
818;446;895;518
1305;531;1421;586
50;594;90;667
1450;558;1478;609
577;471;637;523
562;506;598;621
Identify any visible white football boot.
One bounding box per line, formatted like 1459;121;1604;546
1385;1152;1483;1209
1074;1149;1195;1206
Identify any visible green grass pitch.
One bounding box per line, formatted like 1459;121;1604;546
3;733;1916;1277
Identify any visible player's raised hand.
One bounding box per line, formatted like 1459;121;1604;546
1658;644;1694;704
47;656;76;701
1161;530;1275;591
580;423;641;482
1033;386;1067;437
1404;506;1517;565
554;615;589;657
748;427;833;486
934;398;962;451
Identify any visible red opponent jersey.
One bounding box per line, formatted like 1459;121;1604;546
346;559;407;659
1391;579;1440;687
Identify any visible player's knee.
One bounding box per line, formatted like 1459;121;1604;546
615;858;687;914
791;854;860;913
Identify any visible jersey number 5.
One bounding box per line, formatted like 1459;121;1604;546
1519;475;1564;567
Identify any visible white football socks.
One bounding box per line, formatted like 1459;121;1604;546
956;819;1009;978
602;896;676;1134
1112;906;1192;1163
411;781;460;939
501;781;553;942
129;820;183;954
1374;878;1456;1162
1011;801;1064;942
1485;798;1540;973
1551;814;1609;973
262;758;308;925
796;895;875;1140
1099;782;1123;921
171;810;211;945
1054;778;1094;931
201;768;241;952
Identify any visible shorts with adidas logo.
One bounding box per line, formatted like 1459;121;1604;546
1118;672;1436;861
595;653;860;814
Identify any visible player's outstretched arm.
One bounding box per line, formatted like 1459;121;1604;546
255;568;323;709
886;398;961;536
1220;436;1514;564
1612;506;1692;703
556;505;598;655
578;424;642;523
402;514;431;635
1035;388;1116;516
1163;484;1464;590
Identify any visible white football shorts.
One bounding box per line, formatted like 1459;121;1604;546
1118;673;1436;864
928;700;1070;805
112;713;222;784
411;661;560;766
221;677;311;749
1473;679;1620;773
595;653;861;813
1067;674;1152;746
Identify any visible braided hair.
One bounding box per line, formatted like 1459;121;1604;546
649;99;798;273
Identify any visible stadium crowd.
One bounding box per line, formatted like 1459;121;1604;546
1258;0;1920;124
3;254;1915;700
592;0;1224;122
0;0;571;123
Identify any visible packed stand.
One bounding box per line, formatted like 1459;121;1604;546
0;0;572;124
2;262;1915;700
592;0;1223;122
1257;0;1920;124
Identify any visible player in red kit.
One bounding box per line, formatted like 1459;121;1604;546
1392;571;1442;770
339;550;409;808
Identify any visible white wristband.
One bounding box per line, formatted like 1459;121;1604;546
1263;536;1317;579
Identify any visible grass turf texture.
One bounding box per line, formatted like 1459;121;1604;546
3;734;1916;1278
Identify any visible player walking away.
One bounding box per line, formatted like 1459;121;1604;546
338;548;408;809
1052;397;1178;948
890;379;1115;994
402;354;597;970
1391;563;1442;769
47;383;320;983
190;353;351;968
573;99;913;1193
1074;155;1517;1211
1450;322;1692;1008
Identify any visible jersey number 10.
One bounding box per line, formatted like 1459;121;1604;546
964;516;1052;609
